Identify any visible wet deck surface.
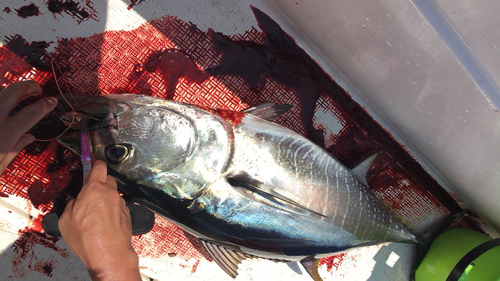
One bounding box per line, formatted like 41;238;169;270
0;1;474;280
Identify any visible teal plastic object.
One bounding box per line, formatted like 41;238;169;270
415;228;500;281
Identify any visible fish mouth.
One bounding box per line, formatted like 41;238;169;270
55;93;121;156
55;113;117;156
56;93;123;131
59;110;118;132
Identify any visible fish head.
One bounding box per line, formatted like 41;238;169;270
56;94;196;195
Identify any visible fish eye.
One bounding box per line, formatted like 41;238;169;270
105;144;131;164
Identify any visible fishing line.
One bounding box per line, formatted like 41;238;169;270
53;58;82;110
35;58;79;142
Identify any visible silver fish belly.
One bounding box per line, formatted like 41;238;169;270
56;94;419;279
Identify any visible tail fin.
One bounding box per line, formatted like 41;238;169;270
421;210;476;246
415;210;476;265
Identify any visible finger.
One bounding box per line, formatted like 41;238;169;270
7;97;58;141
84;160;108;185
0;81;43;113
103;175;117;190
0;134;35;174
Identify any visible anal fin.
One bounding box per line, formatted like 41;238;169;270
200;240;251;278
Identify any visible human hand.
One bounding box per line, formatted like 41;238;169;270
58;160;141;281
0;81;58;175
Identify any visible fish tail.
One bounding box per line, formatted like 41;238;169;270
420;210;476;246
415;210;476;265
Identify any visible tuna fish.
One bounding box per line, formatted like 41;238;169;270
56;93;421;280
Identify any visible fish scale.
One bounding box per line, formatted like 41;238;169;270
228;114;416;245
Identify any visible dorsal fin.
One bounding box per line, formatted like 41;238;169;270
350;153;379;186
301;257;323;281
200;240;252;278
243;103;294;122
227;174;327;218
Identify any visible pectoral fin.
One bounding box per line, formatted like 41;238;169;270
301;257;323;281
227;174;327;218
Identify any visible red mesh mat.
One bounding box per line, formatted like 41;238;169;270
0;7;473;274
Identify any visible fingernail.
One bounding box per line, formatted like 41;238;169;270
42;97;58;108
